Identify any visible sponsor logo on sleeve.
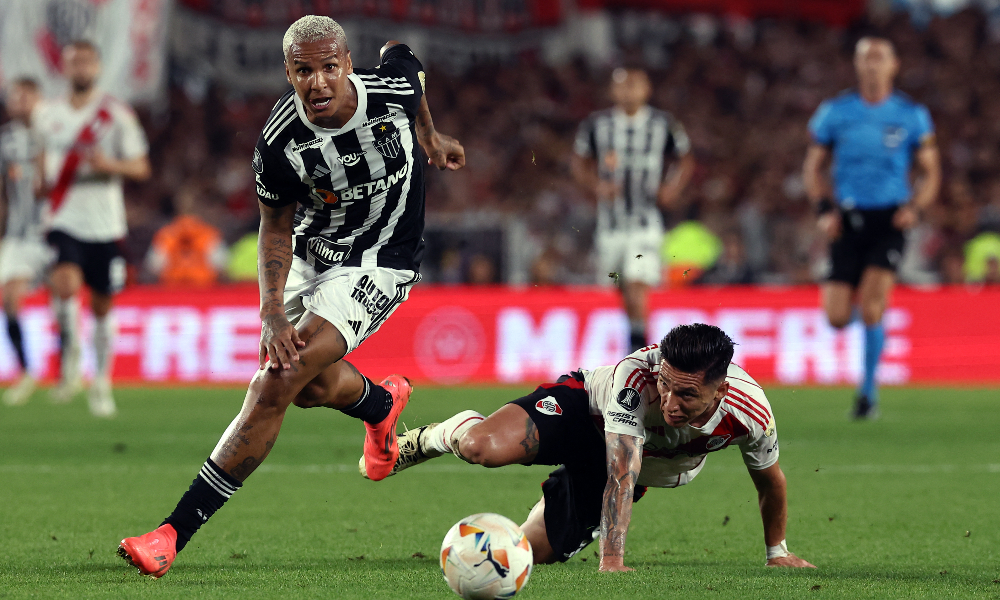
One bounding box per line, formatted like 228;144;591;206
765;419;776;437
767;440;779;454
418;71;426;92
705;434;731;451
252;149;263;174
534;396;563;416
606;411;638;427
256;184;277;201
616;388;641;412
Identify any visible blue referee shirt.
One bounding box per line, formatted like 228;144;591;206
809;91;934;210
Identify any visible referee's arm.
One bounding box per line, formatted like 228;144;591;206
802;143;833;210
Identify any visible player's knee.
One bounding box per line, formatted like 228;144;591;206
826;310;852;329
861;302;885;327
457;428;500;467
292;381;328;409
249;370;298;413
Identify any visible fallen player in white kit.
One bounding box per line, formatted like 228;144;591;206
362;323;816;571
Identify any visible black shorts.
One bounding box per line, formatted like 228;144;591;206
47;230;126;295
509;373;646;562
828;206;905;287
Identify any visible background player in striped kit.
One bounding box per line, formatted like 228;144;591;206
365;324;814;571
117;16;465;578
35;40;151;416
572;68;694;352
0;78;50;406
803;37;940;419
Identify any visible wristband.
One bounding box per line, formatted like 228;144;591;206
766;539;789;561
816;198;836;216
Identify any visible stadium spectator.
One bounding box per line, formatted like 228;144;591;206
117;8;1000;286
144;185;228;287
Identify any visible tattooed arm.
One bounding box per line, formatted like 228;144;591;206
599;432;644;572
414;96;465;171
379;40;464;171
257;200;303;370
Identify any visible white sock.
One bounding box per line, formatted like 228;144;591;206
51;296;79;353
93;312;116;380
423;410;485;460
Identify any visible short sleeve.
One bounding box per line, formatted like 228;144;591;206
665;118;691;158
739;418;779;470
376;44;424;112
913;105;934;147
602;361;649;439
253;138;306;208
808;100;835;147
114;105;149;160
573;116;597;158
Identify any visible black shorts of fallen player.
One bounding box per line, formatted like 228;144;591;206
508;373;647;562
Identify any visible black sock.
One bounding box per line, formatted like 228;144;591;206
340;377;393;424
629;328;646;353
6;317;26;371
162;459;241;552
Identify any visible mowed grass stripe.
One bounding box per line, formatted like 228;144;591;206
1;385;998;599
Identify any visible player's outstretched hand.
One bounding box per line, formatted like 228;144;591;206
766;553;816;568
259;314;305;371
425;133;465;171
598;557;635;572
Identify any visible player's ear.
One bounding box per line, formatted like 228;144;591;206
285;60;292;85
716;380;730;400
345;50;353;75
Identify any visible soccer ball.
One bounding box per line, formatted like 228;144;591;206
440;513;533;600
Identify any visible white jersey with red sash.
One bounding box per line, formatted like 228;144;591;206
583;345;779;488
36;92;148;242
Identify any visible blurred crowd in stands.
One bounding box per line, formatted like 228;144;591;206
67;8;1000;286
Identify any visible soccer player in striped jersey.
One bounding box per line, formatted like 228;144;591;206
364;324;815;571
118;16;464;578
0;78;49;406
572;68;694;352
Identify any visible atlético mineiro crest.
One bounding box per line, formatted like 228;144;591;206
372;123;402;159
535;397;562;416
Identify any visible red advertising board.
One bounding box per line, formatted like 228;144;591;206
5;285;999;386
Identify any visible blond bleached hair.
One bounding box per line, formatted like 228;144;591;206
282;15;348;59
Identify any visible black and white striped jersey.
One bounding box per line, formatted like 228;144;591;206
574;106;690;231
0;121;44;240
253;44;426;272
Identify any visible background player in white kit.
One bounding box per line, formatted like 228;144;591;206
572;68;694;352
0;78;51;406
35;41;151;416
365;324;815;571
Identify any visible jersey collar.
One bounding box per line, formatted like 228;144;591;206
293;73;368;135
612;104;651;125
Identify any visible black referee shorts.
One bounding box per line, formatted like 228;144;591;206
47;230;126;295
828;206;905;288
508;373;647;562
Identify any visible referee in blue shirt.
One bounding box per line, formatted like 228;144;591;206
803;37;941;419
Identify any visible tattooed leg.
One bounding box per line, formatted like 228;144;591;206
209;312;350;482
456;404;541;468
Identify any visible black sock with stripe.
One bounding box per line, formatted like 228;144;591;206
340;377;393;424
7;317;26;371
162;459;241;552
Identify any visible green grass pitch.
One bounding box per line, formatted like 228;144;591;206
1;383;998;599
